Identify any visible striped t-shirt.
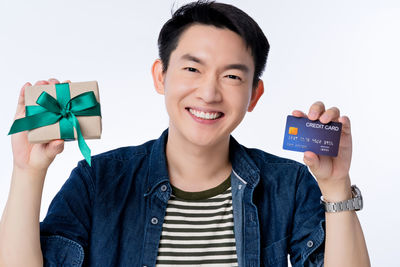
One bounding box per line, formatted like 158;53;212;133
156;175;238;266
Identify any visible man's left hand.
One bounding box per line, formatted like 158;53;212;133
292;101;353;200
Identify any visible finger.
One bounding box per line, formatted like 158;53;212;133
308;101;325;121
62;80;71;83
34;80;50;86
319;107;340;124
45;139;65;159
48;78;60;84
339;115;351;135
291;110;307;118
14;82;32;120
303;151;321;172
50;139;65;154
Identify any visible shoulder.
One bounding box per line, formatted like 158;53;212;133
68;138;160;202
243;145;306;173
245;146;302;166
91;139;156;162
238;144;313;188
75;138;157;181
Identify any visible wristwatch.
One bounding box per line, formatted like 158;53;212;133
320;185;363;212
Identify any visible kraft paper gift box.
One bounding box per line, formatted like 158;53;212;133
8;80;102;166
24;80;102;143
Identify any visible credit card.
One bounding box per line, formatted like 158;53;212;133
282;115;342;157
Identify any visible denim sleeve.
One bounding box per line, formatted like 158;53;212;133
289;165;326;267
39;160;94;266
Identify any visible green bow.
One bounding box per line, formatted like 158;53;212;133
8;83;101;166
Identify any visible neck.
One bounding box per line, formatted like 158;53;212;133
166;127;232;192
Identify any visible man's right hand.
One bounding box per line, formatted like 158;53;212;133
11;78;70;173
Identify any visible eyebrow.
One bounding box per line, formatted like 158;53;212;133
180;53;250;73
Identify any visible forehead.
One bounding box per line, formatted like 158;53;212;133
171;24;254;69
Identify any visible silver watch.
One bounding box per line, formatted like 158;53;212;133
320;185;363;212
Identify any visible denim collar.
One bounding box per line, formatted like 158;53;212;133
145;128;260;196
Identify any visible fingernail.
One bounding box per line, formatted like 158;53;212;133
303;155;313;165
320;114;331;123
310;111;318;119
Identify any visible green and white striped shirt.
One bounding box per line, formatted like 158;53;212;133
156;175;238;266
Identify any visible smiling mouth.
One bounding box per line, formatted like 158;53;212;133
186;108;224;120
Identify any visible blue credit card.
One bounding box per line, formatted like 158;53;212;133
283;115;342;157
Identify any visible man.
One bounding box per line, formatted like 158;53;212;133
0;1;370;266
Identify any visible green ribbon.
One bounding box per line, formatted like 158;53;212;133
8;83;101;166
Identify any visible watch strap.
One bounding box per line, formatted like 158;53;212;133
320;185;363;212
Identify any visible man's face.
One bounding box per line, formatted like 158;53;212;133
155;24;262;147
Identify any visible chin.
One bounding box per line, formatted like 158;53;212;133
185;127;229;148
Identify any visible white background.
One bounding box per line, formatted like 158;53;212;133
1;0;399;265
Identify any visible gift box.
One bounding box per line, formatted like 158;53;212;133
8;80;102;166
25;81;102;143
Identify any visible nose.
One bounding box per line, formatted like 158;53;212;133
195;74;222;103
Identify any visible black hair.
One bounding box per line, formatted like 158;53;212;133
157;0;270;89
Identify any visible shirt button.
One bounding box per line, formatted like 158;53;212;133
307;240;314;248
161;184;167;192
151;217;158;225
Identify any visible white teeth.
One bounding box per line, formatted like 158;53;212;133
189;108;222;120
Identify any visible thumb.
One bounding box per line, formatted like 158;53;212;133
14;82;31;120
303;151;320;173
45;139;65;159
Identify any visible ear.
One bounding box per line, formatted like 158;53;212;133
247;79;264;112
151;59;166;95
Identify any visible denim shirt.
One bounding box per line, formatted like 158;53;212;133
40;128;325;267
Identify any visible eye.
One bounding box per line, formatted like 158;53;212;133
226;74;241;80
184;67;199;73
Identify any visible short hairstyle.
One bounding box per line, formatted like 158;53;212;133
157;0;270;89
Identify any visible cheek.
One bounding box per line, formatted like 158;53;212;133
229;89;252;114
163;76;191;116
164;71;196;98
